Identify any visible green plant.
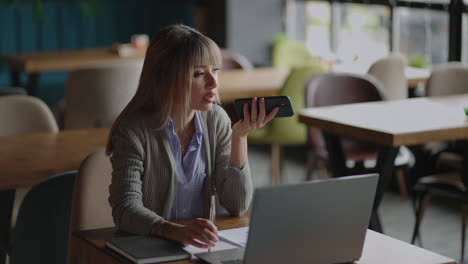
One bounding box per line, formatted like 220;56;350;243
408;55;428;69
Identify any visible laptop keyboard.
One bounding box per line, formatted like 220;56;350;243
221;260;243;264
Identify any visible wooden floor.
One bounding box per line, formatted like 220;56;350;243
248;144;464;263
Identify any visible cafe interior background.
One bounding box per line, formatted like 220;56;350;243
1;0;468;262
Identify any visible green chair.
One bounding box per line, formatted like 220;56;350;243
248;65;324;184
272;37;321;70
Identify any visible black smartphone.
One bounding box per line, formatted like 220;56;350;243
233;96;294;119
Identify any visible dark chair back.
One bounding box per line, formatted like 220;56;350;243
9;171;76;264
0;87;27;97
305;73;386;160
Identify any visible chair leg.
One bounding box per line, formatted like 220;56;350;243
411;192;431;245
461;204;468;261
271;143;282;185
305;151;316;181
395;168;408;200
317;159;329;179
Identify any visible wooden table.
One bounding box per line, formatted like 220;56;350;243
0;47;145;95
70;215;457;264
0;44;287;100
218;67;289;102
0;128;109;262
0;46;286;99
0;128;109;190
217;67;428;103
299;94;468;232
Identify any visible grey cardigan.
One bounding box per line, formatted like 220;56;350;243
108;105;252;235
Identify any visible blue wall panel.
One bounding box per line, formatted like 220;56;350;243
37;2;59;51
0;3;17;84
95;0;115;46
0;0;195;106
57;2;81;50
17;3;38;52
113;2;133;43
0;3;18;53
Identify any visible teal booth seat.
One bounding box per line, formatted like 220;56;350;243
248;65;325;184
0;0;195;106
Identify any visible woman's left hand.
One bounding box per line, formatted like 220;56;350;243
232;97;278;138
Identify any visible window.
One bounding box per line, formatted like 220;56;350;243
396;7;449;67
305;2;331;58
335;3;390;68
463;13;468;64
296;0;465;67
304;2;390;69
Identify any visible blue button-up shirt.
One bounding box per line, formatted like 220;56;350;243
165;112;207;220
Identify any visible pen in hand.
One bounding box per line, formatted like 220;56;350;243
208;191;216;252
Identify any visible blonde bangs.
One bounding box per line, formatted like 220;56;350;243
193;38;222;69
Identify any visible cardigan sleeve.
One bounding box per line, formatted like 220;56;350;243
108;122;165;235
211;107;253;216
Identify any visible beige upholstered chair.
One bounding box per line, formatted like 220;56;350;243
424;62;468;166
63;59;143;129
367;53;408;100
0;95;59;234
70;148;113;231
68;148;113;263
426;62;468;96
0;95;58;136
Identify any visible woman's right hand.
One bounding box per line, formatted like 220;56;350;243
155;218;218;248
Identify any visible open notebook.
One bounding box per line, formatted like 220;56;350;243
105;227;248;263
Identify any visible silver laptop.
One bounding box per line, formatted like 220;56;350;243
197;173;378;264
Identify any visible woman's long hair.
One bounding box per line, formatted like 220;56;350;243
106;24;221;155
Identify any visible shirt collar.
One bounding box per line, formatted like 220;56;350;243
166;112;204;144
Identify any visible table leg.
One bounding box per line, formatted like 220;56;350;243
373;147;399;209
323;132;399;233
322;133;349;177
9;69;20;87
25;73;40;96
370;147;399;233
407;145;431;193
460;141;468;189
0;190;15;264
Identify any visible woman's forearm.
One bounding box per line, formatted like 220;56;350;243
230;135;248;169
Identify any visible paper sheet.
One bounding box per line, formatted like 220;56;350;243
218;227;249;248
184;240;238;255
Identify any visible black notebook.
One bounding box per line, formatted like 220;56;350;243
106;235;191;264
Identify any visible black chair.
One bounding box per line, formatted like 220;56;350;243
8;171;76;264
411;140;467;261
304;72;415;232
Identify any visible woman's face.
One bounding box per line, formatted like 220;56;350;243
190;65;220;111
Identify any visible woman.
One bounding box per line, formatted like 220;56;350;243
106;24;278;248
